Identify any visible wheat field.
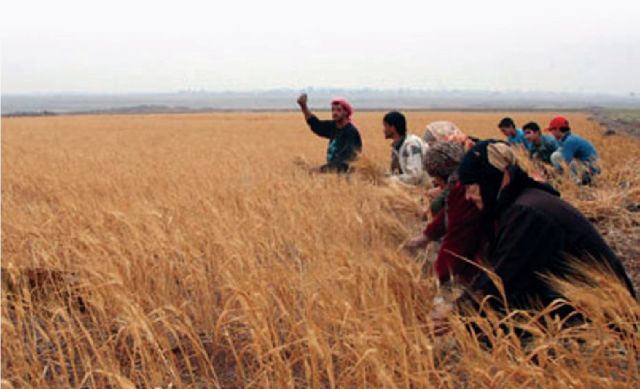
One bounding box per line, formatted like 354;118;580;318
2;111;639;388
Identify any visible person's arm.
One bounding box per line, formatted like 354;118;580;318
433;186;483;282
297;93;313;121
463;206;564;307
429;188;448;215
424;209;446;241
561;138;576;163
298;93;336;139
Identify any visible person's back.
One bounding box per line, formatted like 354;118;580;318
392;134;427;183
559;132;598;163
474;167;635;311
505;184;634;301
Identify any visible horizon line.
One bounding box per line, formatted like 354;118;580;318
2;87;637;98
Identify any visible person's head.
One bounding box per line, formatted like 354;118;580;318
498;117;517;138
523;121;542;144
422;121;463;146
458;141;517;212
382;111;406;140
545;116;570;140
331;98;353;123
423;142;465;183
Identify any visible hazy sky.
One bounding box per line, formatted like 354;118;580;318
2;0;639;94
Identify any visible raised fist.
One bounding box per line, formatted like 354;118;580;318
297;93;308;106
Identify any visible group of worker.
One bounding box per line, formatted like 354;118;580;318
296;94;636;337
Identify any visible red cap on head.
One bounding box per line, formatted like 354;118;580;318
331;98;353;118
545;116;569;131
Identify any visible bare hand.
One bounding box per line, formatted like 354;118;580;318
404;234;430;251
431;299;453;336
297;93;308;107
426;187;443;201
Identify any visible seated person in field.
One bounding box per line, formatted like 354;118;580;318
383;111;428;185
522;121;559;164
431;141;636;331
422;120;463;147
404;142;485;285
498;117;531;150
546;116;600;185
297;93;362;173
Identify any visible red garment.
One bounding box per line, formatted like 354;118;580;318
423;181;484;283
424;208;445;240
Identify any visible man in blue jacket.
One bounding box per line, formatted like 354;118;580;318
297;93;362;173
547;116;600;185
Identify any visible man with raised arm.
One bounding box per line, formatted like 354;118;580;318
297;93;362;173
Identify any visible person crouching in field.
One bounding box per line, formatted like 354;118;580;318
419;125;477;218
404;141;485;285
522;121;559;165
547;116;600;185
383;111;428;185
297;93;362;173
498;117;532;151
431;140;636;335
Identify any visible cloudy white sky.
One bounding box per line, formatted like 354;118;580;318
1;0;639;94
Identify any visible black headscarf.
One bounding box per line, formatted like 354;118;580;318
458;140;507;215
458;140;559;216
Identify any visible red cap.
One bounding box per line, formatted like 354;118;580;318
545;116;569;131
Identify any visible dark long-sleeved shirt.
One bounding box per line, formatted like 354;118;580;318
307;115;362;172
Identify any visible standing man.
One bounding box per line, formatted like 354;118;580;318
383;111;428;185
522;121;559;164
546;116;600;184
498;117;531;150
297;93;362;173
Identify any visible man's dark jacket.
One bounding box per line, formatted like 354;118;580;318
307;115;362;172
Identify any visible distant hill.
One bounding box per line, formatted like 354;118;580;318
2;88;639;115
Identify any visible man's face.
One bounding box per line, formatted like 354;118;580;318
524;129;540;144
500;126;516;138
464;184;483;210
383;121;396;139
549;127;562;140
332;103;348;122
